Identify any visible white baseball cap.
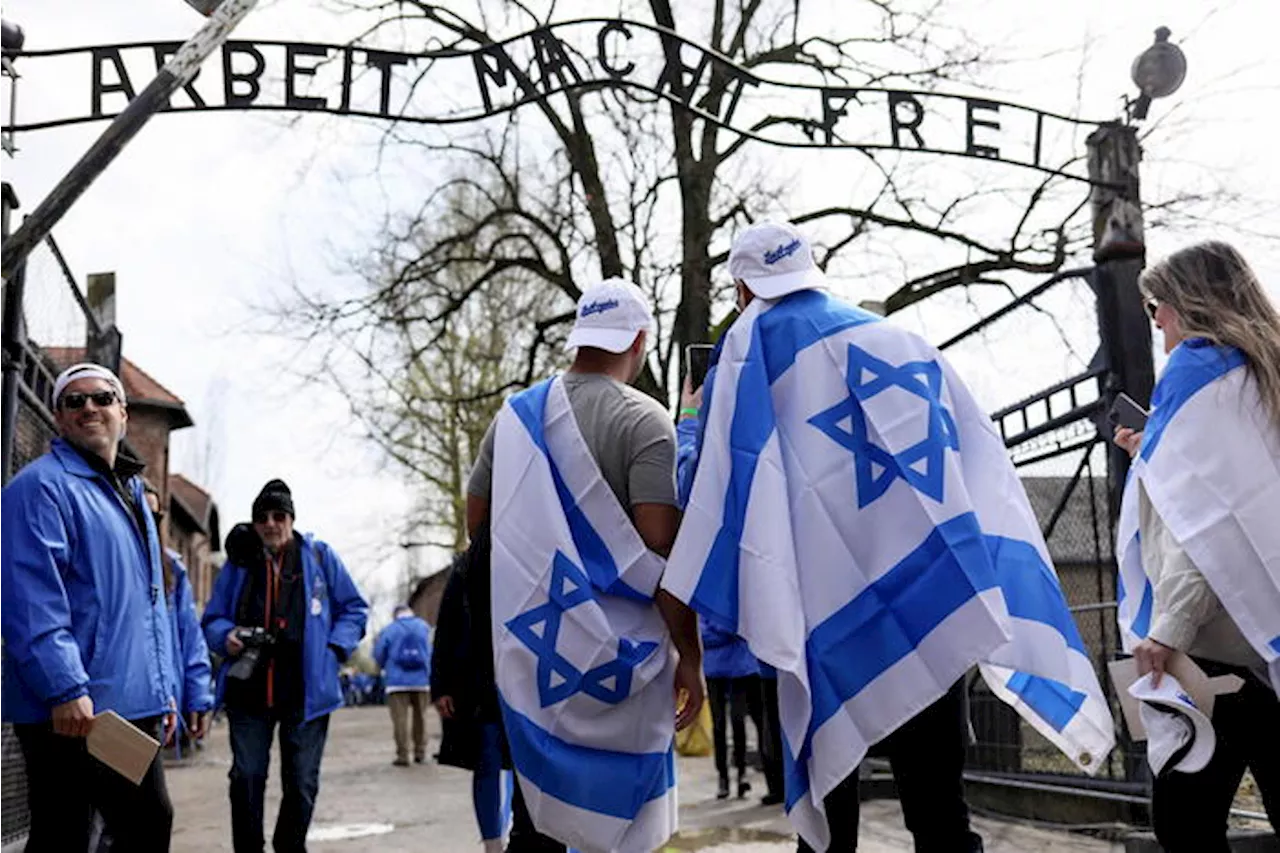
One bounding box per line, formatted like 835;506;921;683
1128;672;1216;776
564;278;654;353
728;220;827;300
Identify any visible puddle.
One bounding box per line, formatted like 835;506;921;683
306;822;396;841
661;826;792;851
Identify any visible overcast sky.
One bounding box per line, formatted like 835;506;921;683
3;0;1277;630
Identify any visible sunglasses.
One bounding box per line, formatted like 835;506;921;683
60;390;119;410
254;510;290;524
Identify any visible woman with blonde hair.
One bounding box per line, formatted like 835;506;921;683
1113;240;1280;852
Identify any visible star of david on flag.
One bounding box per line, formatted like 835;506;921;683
809;343;959;507
507;550;659;708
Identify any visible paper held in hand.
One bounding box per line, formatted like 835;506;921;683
86;710;160;785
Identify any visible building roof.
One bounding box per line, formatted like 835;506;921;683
168;472;222;552
1020;475;1114;564
43;347;194;430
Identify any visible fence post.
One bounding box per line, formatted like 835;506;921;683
1;181;24;484
1087;121;1153;798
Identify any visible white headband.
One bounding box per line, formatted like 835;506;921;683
52;363;127;407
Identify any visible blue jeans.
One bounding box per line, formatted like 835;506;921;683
227;710;330;853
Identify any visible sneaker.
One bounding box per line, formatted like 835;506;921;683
737;777;752;799
716;776;730;800
392;758;410;767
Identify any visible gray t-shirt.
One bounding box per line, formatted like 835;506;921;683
467;373;678;509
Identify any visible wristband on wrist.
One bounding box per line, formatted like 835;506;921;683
679;407;699;419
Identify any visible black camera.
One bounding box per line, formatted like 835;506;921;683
226;626;275;681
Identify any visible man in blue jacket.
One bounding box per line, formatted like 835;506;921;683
202;479;368;853
1;362;179;852
374;604;432;766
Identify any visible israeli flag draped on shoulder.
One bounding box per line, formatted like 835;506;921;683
664;289;1115;850
1116;338;1280;693
491;376;677;853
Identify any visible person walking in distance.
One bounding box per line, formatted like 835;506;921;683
374;604;433;766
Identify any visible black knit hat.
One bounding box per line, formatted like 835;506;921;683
252;478;295;519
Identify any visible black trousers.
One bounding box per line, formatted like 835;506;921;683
15;716;173;853
798;681;982;853
708;676;753;779
761;676;785;799
1152;660;1280;853
508;774;567;853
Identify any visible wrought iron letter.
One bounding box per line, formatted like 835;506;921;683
366;50;409;116
821;88;858;145
285;43;328;110
472;43;539;114
91;48;137;118
152;42;208;109
887;91;925;149
712;58;759;128
657;31;710;106
530;27;583;94
221;41;266;107
596;21;635;78
965;98;1000;159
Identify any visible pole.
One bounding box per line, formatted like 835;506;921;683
1086;121;1153;796
1;182;23;482
1087;123;1153;526
0;0;259;281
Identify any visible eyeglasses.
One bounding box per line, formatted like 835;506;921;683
1144;298;1160;320
60;390;118;410
254;510;290;524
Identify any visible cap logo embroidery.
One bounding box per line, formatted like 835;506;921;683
1175;691;1196;708
764;238;802;265
580;298;620;317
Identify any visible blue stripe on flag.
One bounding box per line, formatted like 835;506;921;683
499;696;674;820
785;512;997;807
1140;339;1245;461
690;291;879;633
987;535;1088;655
1003;672;1086;732
1269;635;1280;655
780;514;1088;808
509;380;648;602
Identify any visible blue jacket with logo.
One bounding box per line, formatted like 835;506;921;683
166;550;214;714
1;439;177;723
201;534;368;722
374;614;432;690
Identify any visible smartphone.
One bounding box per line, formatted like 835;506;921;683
1107;392;1149;432
686;344;714;390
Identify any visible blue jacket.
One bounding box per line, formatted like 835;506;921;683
700;616;759;679
374;614;432;689
201;534;368;722
166;550;214;714
1;439;176;723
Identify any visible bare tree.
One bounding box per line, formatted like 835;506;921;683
273;0;1243;545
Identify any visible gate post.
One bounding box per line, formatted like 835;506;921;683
1087;122;1154;795
1087;123;1153;522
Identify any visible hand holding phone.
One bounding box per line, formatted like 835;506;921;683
1107;392;1149;432
686;344;713;390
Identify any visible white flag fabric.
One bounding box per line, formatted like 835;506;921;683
491;377;678;853
1116;339;1280;693
664;289;1115;850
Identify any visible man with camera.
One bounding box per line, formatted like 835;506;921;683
202;479;368;853
2;363;179;852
